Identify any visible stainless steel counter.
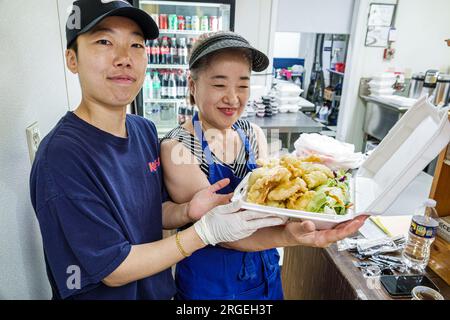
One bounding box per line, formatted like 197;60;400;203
360;95;409;142
247;112;324;150
247;111;324;132
361;95;411;112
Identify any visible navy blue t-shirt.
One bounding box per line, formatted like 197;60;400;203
30;111;176;300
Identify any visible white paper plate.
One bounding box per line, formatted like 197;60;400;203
231;172;362;230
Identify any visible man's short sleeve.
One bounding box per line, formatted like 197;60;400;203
36;196;131;299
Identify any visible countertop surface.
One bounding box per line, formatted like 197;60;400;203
361;95;417;112
247;111;324;132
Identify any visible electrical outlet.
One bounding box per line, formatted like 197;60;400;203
26;122;41;163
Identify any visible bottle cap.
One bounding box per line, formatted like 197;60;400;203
424;199;437;208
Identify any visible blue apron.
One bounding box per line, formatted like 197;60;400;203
174;113;284;300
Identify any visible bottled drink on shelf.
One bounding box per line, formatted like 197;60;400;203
168;14;178;30
146;40;151;65
160;37;169;64
187;38;194;58
178;101;187;125
176;71;186;99
402;199;440;273
191;16;200;31
178;38;188;65
169;37;178;65
218;16;223;31
185;16;192;30
177;15;185;31
152;71;161;99
159;14;168;30
161;71;169;99
151;38;160;64
200;16;209;31
168;71;177;99
145;71;153;100
209;16;218;32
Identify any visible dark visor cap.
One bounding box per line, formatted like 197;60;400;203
66;0;159;49
189;32;269;72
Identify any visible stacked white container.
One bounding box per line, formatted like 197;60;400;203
274;83;304;113
369;72;396;96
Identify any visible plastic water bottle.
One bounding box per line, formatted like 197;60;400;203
145;71;153;100
152;72;161;99
402;199;439;273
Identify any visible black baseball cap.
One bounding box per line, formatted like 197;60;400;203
189;31;269;72
66;0;159;49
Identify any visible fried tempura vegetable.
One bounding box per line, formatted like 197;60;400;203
247;167;291;204
248;167;269;188
299;154;323;163
286;191;316;210
299;162;334;178
267;177;306;201
280;155;304;178
303;171;328;189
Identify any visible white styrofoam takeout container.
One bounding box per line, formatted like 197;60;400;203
232;97;450;229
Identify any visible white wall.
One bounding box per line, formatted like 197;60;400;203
337;0;450;151
277;0;355;34
235;0;278;97
273;32;301;57
57;0;83;110
361;0;450;77
0;0;71;299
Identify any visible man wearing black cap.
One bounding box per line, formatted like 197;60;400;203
29;0;284;300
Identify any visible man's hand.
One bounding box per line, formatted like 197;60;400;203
187;178;233;221
283;215;369;248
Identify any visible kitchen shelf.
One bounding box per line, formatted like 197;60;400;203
158;29;211;36
327;68;345;77
145;98;186;104
148;64;188;69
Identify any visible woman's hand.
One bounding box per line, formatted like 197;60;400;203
283;215;369;248
187;178;234;221
194;201;286;246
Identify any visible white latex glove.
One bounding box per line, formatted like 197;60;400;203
194;201;286;246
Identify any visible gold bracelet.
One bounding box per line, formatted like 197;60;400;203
175;232;191;257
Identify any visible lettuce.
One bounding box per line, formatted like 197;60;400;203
306;191;328;212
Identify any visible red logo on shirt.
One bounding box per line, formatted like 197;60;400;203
148;157;161;173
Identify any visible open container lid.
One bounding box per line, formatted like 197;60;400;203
354;96;450;215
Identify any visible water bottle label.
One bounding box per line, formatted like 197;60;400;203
409;220;437;239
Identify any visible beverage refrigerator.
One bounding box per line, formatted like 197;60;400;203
130;0;236;137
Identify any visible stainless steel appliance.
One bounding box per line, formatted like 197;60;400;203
433;74;450;106
408;72;425;99
421;69;440;97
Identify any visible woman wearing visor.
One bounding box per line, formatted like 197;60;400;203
161;31;367;300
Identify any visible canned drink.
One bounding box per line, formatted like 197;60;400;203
185;16;192;30
217;16;223;31
168;14;178;30
151;14;159;28
177;15;185;30
209;16;218;32
191;15;200;31
200;15;209;31
159;14;168;30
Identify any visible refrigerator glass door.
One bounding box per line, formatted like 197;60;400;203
139;0;232;137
